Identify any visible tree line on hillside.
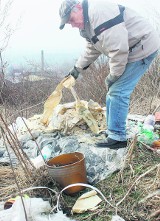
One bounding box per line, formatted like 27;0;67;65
0;54;159;122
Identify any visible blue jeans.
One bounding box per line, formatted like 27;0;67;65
106;51;158;141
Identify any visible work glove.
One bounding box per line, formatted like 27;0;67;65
105;74;119;90
105;77;113;89
67;66;80;80
105;76;114;91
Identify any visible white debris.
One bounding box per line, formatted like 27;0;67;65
111;215;126;221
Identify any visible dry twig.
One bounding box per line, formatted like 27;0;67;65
2;132;28;221
116;163;160;207
118;136;137;183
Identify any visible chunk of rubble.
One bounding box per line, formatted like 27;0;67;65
72;190;102;213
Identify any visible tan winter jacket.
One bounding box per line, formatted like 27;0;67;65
75;0;160;82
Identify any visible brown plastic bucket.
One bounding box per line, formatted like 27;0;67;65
47;152;87;195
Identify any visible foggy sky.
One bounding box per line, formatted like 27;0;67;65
3;0;160;66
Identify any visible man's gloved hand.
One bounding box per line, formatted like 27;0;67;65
67;66;80;79
105;74;119;90
105;76;113;91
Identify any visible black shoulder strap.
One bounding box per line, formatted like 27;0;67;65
91;5;125;44
82;0;89;24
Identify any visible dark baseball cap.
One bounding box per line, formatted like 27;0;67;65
59;0;79;30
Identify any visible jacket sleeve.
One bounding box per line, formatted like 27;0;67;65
75;41;101;71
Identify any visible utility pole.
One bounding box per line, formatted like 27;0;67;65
41;50;44;75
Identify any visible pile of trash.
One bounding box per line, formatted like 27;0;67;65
0;76;126;184
0;187;125;221
0;76;159;182
0;76;159;221
0;113;126;184
127;113;160;150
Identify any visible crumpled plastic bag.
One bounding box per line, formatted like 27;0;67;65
0;197;51;221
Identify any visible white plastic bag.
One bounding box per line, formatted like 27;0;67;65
111;215;125;221
0;197;76;221
16;117;28;131
0;197;51;221
31;155;45;169
35;211;76;221
12;197;51;221
0;209;12;221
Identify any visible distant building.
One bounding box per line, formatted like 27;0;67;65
24;75;46;82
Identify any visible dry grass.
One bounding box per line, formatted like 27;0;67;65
0;166;32;199
0;137;159;220
62;143;160;221
0;165;58;203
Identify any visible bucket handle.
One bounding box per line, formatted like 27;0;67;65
56;183;116;211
